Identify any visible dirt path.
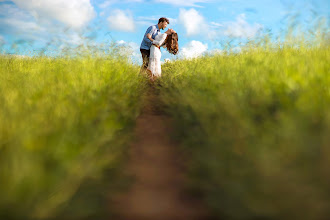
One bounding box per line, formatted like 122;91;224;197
112;84;210;220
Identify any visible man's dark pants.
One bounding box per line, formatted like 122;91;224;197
140;49;150;74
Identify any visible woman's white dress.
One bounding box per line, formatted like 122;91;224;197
148;33;167;77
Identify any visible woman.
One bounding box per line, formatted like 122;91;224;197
147;28;179;81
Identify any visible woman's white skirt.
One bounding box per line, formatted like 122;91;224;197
147;45;162;77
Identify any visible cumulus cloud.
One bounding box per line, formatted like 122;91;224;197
60;32;86;46
178;8;208;36
210;22;223;28
224;14;263;38
0;4;45;40
0;2;97;51
107;10;135;32
99;0;115;8
1;17;44;35
178;10;262;40
12;0;95;29
180;40;208;59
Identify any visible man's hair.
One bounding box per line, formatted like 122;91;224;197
158;17;169;24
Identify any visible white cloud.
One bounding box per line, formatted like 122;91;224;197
116;40;126;44
0;3;96;50
1;17;44;34
99;0;114;8
0;3;31;21
12;0;95;29
180;40;208;59
177;10;262;40
210;22;223;28
0;4;45;40
155;0;209;7
107;9;135;32
178;8;208;36
60;32;86;46
223;14;263;38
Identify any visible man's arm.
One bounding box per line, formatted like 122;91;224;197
146;33;154;43
145;25;157;43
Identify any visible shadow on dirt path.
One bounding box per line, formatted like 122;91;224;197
112;83;212;220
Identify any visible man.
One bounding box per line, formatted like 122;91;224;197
140;17;169;74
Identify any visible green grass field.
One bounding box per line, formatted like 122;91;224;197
0;30;329;220
0;54;148;219
159;40;330;219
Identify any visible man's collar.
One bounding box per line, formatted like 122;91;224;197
156;24;160;31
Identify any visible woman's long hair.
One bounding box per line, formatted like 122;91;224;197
165;33;179;55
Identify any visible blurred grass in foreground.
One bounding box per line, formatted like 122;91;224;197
159;32;330;219
0;52;147;219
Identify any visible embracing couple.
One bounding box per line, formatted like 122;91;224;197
140;17;179;81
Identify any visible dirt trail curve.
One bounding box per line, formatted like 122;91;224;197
112;83;211;220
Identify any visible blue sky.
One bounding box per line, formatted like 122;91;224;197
0;0;328;63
